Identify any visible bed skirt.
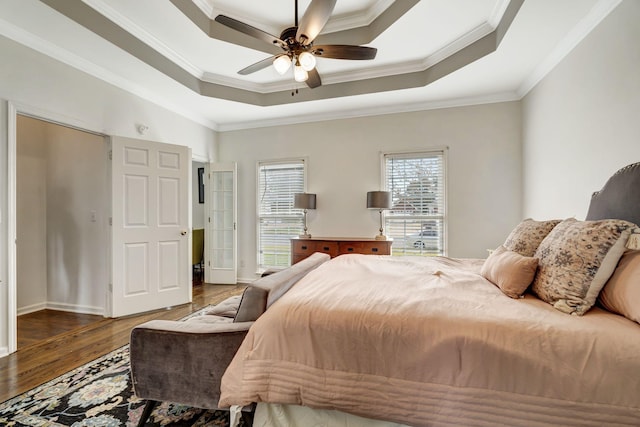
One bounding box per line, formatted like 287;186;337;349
254;403;409;427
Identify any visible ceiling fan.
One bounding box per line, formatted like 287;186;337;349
214;0;377;89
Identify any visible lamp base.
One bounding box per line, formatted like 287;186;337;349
375;234;387;241
299;233;312;238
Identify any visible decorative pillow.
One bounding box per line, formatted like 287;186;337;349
627;233;640;250
531;218;637;315
481;245;538;298
598;250;640;324
503;218;562;257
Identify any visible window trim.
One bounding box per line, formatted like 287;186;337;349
380;147;448;256
255;157;308;272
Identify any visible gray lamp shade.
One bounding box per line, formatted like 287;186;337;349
294;193;317;210
367;191;391;209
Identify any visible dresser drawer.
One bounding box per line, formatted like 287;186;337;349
312;241;339;257
291;237;392;264
292;240;316;257
338;241;390;256
292;240;339;258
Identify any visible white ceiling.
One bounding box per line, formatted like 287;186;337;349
0;0;620;131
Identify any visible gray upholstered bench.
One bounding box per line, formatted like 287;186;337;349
129;252;330;426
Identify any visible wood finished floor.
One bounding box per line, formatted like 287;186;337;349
17;310;103;349
0;283;245;403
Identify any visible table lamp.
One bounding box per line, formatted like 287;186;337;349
294;193;317;238
367;191;391;240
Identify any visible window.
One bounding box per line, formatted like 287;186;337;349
257;159;306;269
383;150;447;256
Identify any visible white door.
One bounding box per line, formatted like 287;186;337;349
110;137;191;317
205;162;237;284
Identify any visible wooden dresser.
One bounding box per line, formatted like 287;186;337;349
291;237;392;264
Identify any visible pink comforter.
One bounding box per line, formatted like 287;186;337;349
220;254;640;426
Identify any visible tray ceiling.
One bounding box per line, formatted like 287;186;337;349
0;0;617;130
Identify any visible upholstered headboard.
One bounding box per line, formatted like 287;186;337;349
585;162;640;226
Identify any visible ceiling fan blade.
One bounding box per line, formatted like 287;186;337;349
312;45;378;60
306;68;322;89
215;15;286;49
238;56;277;75
296;0;337;45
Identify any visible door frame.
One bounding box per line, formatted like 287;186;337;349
2;102;210;356
4;101;111;355
204;162;238;284
6;102;17;355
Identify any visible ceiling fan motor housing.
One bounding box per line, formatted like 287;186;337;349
279;27;298;46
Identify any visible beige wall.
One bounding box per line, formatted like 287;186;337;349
522;0;640;220
192;161;206;230
1;33;216;354
0;36;216;159
220;101;523;280
45;121;107;313
16;116;108;315
16;116;48;310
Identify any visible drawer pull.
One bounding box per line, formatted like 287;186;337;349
301;245;308;250
323;246;330;251
372;248;378;252
347;248;354;252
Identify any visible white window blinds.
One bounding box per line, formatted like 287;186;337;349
383;150;446;256
257;160;305;269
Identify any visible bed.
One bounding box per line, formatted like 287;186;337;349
220;163;640;426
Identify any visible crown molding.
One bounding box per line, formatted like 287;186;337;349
194;0;394;35
216;91;521;132
517;0;622;98
0;18;218;130
201;71;271;92
37;0;521;107
85;0;204;78
82;0;494;96
313;20;496;87
192;0;215;18
201;57;429;93
172;0;419;55
200;19;496;94
488;0;513;28
323;0;395;34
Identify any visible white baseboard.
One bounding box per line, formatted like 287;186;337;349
0;346;9;358
45;302;104;316
17;302;47;316
17;301;104;316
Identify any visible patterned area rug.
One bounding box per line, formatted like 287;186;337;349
0;307;246;427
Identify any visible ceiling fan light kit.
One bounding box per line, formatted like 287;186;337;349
294;61;309;82
298;51;317;71
273;55;292;75
215;0;377;89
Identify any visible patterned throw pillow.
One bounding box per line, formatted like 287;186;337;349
503;218;562;257
531;218;638;315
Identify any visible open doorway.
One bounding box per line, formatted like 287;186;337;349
192;161;206;284
15;115;108;349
